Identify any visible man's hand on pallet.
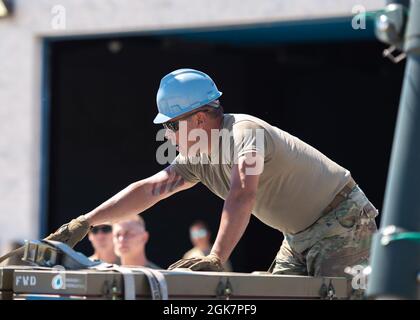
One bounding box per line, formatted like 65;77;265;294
168;253;223;272
44;215;91;248
0;215;90;264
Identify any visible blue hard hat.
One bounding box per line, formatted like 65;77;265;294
154;68;223;124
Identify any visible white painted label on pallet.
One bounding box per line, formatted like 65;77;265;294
15;275;36;287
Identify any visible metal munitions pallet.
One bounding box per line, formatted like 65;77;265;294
2;266;349;300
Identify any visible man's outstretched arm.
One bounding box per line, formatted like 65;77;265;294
45;165;196;247
210;153;262;264
168;152;263;271
85;165;196;226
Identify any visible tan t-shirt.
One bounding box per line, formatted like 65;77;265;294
172;113;351;234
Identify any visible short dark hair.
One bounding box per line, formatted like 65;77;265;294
190;220;210;231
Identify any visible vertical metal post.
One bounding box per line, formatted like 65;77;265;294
368;0;420;299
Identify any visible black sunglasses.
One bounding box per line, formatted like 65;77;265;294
91;225;112;234
162;109;209;132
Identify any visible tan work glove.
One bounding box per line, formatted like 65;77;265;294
168;253;223;272
44;215;91;248
0;215;90;264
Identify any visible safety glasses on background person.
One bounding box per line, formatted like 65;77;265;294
190;228;208;239
90;225;112;234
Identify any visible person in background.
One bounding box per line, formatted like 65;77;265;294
112;215;160;269
183;221;233;272
88;224;119;264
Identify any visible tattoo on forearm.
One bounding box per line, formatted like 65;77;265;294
151;170;185;196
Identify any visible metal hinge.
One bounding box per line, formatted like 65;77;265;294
216;277;233;300
383;45;406;64
319;279;336;300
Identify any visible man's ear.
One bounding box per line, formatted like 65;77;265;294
194;111;205;127
143;231;150;244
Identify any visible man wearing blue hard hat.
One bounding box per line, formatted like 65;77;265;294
45;68;378;296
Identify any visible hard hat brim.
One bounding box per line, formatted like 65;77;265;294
153;91;223;124
153;113;172;124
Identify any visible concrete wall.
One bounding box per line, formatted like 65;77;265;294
0;0;384;253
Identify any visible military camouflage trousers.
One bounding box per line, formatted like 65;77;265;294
271;185;378;299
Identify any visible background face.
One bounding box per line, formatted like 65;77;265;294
190;225;210;248
47;37;404;272
88;226;114;252
113;221;147;256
